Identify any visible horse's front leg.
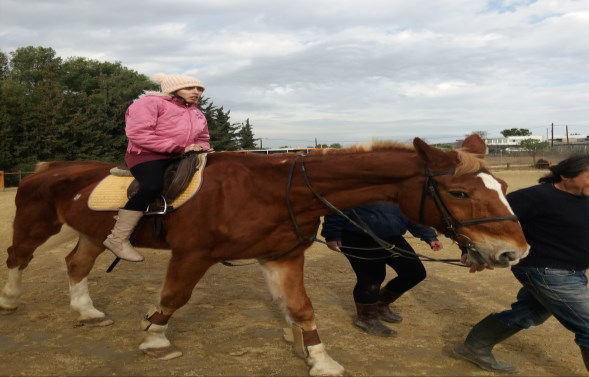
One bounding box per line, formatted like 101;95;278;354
260;252;345;377
139;251;214;360
66;234;113;326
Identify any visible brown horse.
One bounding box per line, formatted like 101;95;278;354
0;134;528;376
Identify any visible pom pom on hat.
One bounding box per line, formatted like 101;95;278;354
151;73;205;94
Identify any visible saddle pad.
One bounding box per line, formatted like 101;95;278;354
88;153;207;211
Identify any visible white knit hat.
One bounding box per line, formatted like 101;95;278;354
151;73;205;94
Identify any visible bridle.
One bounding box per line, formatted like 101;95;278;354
418;166;518;257
285;154;518;264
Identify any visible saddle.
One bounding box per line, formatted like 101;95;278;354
88;152;207;214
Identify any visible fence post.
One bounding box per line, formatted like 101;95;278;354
0;171;3;191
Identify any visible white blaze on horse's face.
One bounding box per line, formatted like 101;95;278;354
477;173;514;214
473;172;530;265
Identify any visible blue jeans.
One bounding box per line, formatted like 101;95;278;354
495;265;589;348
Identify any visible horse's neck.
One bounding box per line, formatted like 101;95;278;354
300;150;423;211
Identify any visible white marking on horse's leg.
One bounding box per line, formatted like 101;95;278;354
260;263;292;323
69;278;105;320
477;173;514;214
0;268;23;309
138;307;183;359
306;344;345;377
261;261;345;376
138;320;183;360
140;323;172;350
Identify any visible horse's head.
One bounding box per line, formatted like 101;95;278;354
398;134;529;268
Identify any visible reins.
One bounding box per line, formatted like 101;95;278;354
284;155;466;267
281;153;518;268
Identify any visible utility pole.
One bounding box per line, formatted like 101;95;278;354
314;138;318;148
566;125;569;144
551;122;554;147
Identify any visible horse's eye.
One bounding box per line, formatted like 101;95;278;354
449;190;469;199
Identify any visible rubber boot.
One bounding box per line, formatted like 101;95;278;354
353;302;396;337
103;209;144;262
580;345;589;373
454;314;521;373
378;288;403;323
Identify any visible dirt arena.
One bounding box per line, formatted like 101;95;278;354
0;170;584;376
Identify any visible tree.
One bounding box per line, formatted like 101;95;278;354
207;106;239;151
501;128;531;137
519;139;549;165
329;143;342;149
237;118;256;149
0;52;8;79
0;46;64;168
0;45;252;170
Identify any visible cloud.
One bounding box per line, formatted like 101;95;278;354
1;0;588;147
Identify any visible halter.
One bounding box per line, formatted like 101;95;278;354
418;166;518;255
285;154;518;263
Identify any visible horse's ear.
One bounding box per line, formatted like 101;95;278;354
461;134;487;156
413;137;454;165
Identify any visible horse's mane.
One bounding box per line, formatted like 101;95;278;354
309;140;414;155
455;150;487;176
306;141;487;175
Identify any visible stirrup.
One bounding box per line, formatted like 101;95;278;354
144;196;168;216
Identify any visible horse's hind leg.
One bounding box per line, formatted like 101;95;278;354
0;202;63;312
65;234;112;326
260;252;345;377
139;252;215;360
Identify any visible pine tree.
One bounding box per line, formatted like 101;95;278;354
238;118;257;149
209;107;239;151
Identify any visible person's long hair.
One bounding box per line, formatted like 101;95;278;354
539;154;589;183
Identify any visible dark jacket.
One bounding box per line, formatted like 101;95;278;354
321;202;438;243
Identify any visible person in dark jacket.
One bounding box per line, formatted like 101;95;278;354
455;155;589;373
321;201;442;337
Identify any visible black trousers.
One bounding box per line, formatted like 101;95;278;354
124;158;174;211
341;232;427;304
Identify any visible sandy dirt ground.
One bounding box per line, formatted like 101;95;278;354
0;170;585;376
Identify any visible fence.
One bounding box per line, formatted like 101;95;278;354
0;171;35;191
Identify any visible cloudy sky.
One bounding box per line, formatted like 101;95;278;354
2;0;588;147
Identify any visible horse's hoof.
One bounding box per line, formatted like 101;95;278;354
309;363;346;377
74;316;114;327
141;345;183;360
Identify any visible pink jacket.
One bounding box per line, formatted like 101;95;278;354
125;92;210;155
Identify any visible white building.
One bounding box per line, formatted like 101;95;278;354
485;135;545;147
